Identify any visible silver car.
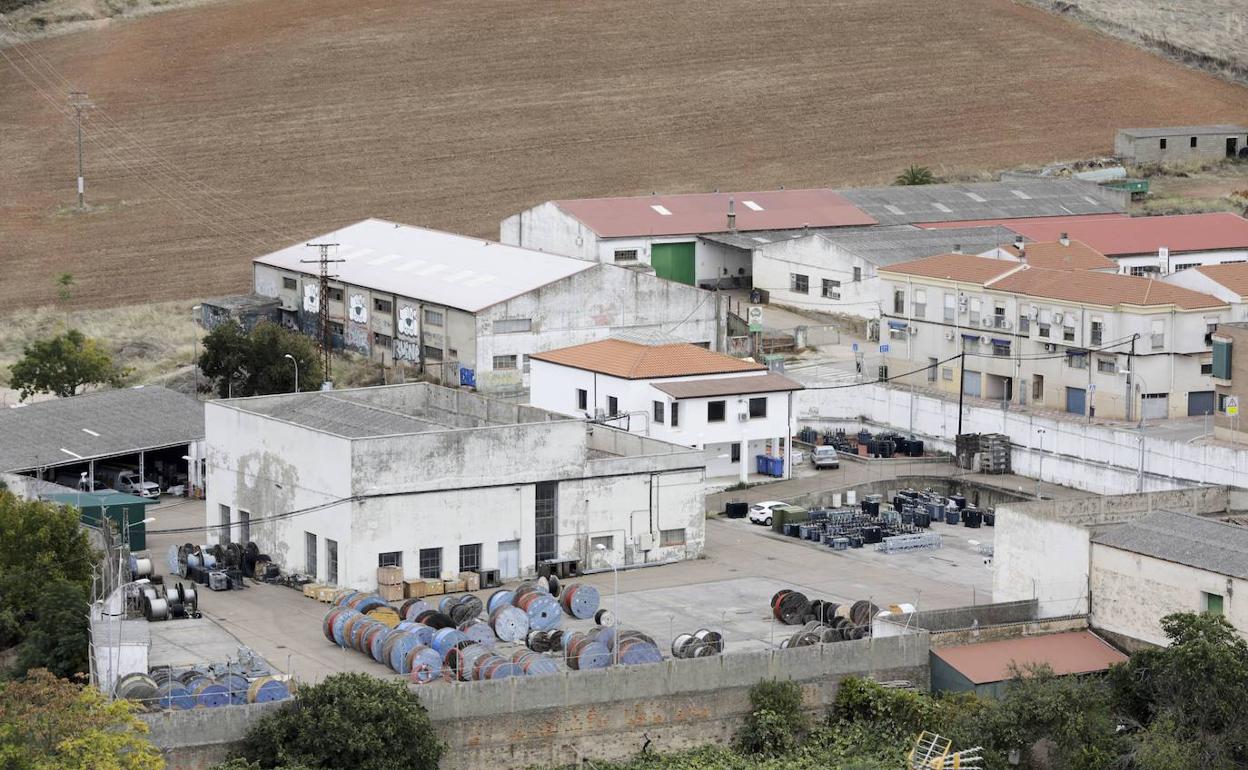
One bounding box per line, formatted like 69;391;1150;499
811;446;840;469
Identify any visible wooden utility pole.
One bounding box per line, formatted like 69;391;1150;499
69;91;92;209
301;243;342;389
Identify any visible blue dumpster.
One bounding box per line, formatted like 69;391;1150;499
756;455;769;475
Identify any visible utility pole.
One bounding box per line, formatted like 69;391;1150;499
69;91;92;209
1126;335;1136;423
301;243;342;389
956;352;965;438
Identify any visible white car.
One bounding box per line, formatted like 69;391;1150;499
748;501;789;526
115;471;161;500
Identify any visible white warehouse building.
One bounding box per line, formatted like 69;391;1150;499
205;383;707;588
529;337;802;482
251;218;720;394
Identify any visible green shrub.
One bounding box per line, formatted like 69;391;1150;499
735;679;808;756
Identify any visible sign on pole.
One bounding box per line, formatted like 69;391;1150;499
1228;396;1239;416
879;344;890;354
747;306;764;333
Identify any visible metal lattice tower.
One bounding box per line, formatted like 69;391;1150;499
301;243;342;387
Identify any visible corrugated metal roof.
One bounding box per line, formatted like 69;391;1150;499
253;218;596;313
701;225;1021;266
1118;125;1247;138
554;189;877;238
1092;510;1248;579
531;338;765;379
0;386;204;473
839;180;1123;226
652;372;803;398
933;631;1127;685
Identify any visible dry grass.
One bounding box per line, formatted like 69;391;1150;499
3;0;1247;311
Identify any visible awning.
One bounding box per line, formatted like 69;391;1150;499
961;333;980;341
991;338;1010;346
887;320;908;330
1066;348;1089;356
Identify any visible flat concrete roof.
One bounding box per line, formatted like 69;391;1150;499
1118;125;1247;138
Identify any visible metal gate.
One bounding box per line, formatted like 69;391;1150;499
1065;387;1086;415
1187;391;1214;416
535;481;558;564
497;539;520;580
650;242;696;285
1142;393;1169;420
962;369;982;398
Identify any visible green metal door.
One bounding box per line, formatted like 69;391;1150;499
650;242;696;285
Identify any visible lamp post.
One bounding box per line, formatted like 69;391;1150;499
1035;428;1046;500
284;354;299;393
191;305;202;400
1119;369;1147;491
594;542;619;666
124;516;156;548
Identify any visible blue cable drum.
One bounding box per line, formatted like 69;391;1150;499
218;673;249;705
458;619;496;647
389;631;430;674
407;645;442;684
438;595;457;614
401;599;430;621
331;609;358;647
394;620;417;633
405;623;434;647
489;605;529;643
446;643;490;681
560;584;600;619
370;627;392;663
486;589;514;614
572;641;611;670
617;639;663;666
519;593;561;631
247;677;291;704
488;662;522;680
156;682;195;710
334;590;361;608
194;681;231;708
431;628;468;656
353;595;389;615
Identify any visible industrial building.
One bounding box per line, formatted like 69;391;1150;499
500;180;1123;291
529;336;802;481
0;385;205;495
205;383;707;588
877;252;1228;419
1114;125;1248;165
251;219;720;394
1209;322;1248;442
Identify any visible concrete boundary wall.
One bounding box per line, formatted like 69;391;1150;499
142;633;930;770
797;384;1248;495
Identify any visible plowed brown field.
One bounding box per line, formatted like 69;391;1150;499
2;0;1246;309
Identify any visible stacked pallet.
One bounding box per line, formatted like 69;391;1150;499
377;566;404;601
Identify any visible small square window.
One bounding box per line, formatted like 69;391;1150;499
659;528;686;547
613;249;638;262
707;400;726;422
1203;591;1223;615
327;288;344;302
372;332;392;348
576;388;588;410
378;551;402;568
748;397;767;418
492;354;517;371
821;279;841;300
373;297;393;314
1191;136;1198;148
459;543;482;573
423;308;444;327
283;276;297;290
423;345;443;361
329;320;344;335
790;273;809;294
607;396;619;415
653;400;665;424
419;547;442;579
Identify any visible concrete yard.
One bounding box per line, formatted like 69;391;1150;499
140;490;997;684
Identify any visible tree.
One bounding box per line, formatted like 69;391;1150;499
8;330;126;400
55;273;75;304
199;321;322;399
14;578;90;679
235;672;442;770
0;668;163;770
895;165;936;185
735;679;809;756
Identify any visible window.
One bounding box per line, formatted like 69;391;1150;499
969;298;980;325
944;293;956;322
1220;393;1233;413
659;528;686;547
1175;262;1199;271
423;345;443;361
653;400;665;424
591;535;614;553
748;397;767;418
1130;265;1159;277
492;354;517;370
913;289;926;319
459;543;482;573
1091;320;1103;346
928;357;938;383
852;266;862;283
942;367;954;381
576;388;588;410
373;332;392;348
992;342;1010;357
607;396;619;415
1159;138;1167;150
1206;319;1219;346
613;249;638;262
1037;322;1050;339
1151;319;1165;351
730;442;741;462
893;289;905;314
1097;358;1117;373
327;539;338;585
1018;315;1030;334
708;400;726;422
327;288;344;302
219;504;231;544
1213;339;1232;379
1201;362;1213;375
419;548;442;579
373;297;392;313
671;402;680;427
329;320;344;336
423;308;444;326
494;318;532;334
1191;136;1198;148
239;511;250;544
791;273;809;294
1203;591;1223;615
523;354;530;373
1033;374;1044;401
378;551;402;568
821;279;841;300
535;481;558;563
1063;326;1075;342
993;305;1006;325
283;276;297;290
306;532;317;577
1068;353;1088;370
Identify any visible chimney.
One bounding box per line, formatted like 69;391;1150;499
727;197;736;231
952;244;962;255
1013;236;1025;255
1059;232;1070;247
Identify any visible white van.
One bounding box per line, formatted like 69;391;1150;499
97;467;162;499
811;446;840;469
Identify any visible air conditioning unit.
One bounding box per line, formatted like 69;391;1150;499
737;412;749;422
958;296;968;310
981;318;993;328
1029;305;1039;318
1052;311;1064;325
908;326;919;335
944;330;955;341
1044;343;1058;353
1001;320;1012;330
979;335;990;345
635;532;656;551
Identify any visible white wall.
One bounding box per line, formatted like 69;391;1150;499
500;202;599;261
992;510;1091;616
1118;248;1248;276
752;235;881;319
1091;544;1247;645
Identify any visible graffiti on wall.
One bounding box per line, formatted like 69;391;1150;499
394;339;420;362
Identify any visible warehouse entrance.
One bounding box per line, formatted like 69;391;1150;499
651;242;696;285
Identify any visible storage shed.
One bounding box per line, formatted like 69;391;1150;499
1115;125;1248;165
42;489;156;550
930;630;1127;698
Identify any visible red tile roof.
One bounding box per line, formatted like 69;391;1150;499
934;631;1127;685
1001;240;1118;271
530;339;766;379
1194;263;1248;298
878;253;1022;283
554;189;877;237
928;213;1248;256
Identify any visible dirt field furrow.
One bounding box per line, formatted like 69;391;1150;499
2;0;1246;309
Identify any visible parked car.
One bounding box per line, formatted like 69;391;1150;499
748;501;789;526
811;445;840;469
96;467;162;499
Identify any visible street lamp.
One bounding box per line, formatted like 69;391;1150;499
1035;428;1046;500
594;542;619;666
1119;370;1147;491
125;516;156;548
191;305;202;400
283;354;299;393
